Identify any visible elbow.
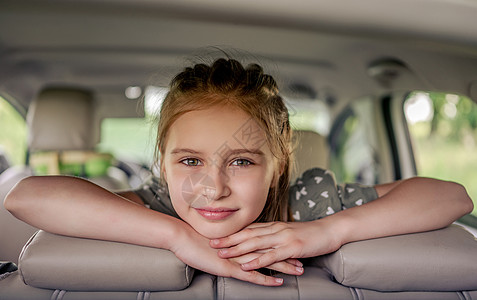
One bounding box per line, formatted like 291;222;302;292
3;176;37;217
451;181;474;217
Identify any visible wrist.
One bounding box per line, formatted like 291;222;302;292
163;216;193;253
149;214;187;252
319;213;355;250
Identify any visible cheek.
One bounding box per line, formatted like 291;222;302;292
232;175;270;212
162;168;189;211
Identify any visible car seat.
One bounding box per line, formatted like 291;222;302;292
291;129;329;182
0;87;129;264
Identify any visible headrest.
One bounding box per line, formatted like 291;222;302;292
19;230;194;292
311;224;477;292
27;88;95;152
18;226;477;293
291;130;329;181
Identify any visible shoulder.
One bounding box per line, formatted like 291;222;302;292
132;176;179;218
291;167;337;189
289;168;341;221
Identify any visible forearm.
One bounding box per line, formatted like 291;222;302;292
326;177;474;246
4;175;181;251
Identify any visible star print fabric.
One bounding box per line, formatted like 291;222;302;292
289;168;378;221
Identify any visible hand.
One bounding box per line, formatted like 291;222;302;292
210;220;343;271
169;221;302;286
227;250;304;276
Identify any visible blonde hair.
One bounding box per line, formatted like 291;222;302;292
154;58;292;222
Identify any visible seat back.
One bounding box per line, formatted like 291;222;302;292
27;88;96;152
26;88;128;190
291;130;329;182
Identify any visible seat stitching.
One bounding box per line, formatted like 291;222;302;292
295;274;300;300
460;291;471;300
349;287;360;300
50;289;59;300
144;291;150;300
339;249;345;284
217;277;225;300
57;290;66;300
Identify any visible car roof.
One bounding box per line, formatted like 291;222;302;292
1;0;477;115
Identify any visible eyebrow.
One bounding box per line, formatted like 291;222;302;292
170;148;264;157
170;148;202;155
226;148;265;156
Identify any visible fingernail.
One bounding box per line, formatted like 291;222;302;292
295;267;304;274
211;239;220;245
275;278;284;284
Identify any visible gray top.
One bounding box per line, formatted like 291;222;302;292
289;168;378;221
134;168;378;222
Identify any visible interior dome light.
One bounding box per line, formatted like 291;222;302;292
125;86;142;99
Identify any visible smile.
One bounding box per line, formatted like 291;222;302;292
194;207;238;220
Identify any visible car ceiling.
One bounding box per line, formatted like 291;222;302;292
1;0;477;116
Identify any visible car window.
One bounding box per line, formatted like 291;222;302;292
97;118;156;166
329;98;380;185
97;86;165;166
0;96;27;171
286;98;330;137
404;91;477;216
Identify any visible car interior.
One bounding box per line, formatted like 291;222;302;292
1;0;477;299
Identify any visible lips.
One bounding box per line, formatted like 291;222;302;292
194;207;238;220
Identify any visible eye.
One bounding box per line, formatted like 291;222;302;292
181;158;202;166
231;159;252;167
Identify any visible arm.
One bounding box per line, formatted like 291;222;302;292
340;177;473;241
212;177;474;270
4;175;292;286
4;176;179;247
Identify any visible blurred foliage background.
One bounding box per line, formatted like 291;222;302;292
0;97;26;167
405;91;477;216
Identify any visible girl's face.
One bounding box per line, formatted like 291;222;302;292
163;105;276;239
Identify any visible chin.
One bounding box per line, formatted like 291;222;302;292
195;225;242;239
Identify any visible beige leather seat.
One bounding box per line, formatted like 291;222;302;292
0;87;129;264
1;225;477;299
291;129;329;182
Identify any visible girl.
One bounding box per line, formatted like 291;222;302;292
4;58;473;287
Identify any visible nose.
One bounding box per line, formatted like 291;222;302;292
203;166;231;203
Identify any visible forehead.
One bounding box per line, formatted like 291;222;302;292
166;105;268;153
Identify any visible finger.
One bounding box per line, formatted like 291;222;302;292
216;257;284;286
217;234;280;258
286;258;303;267
231;252;301;270
232;253;300;275
228;252;260;264
241;248;293;271
265;261;304;276
238;269;284;287
245;222;275;229
210;225;275;248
